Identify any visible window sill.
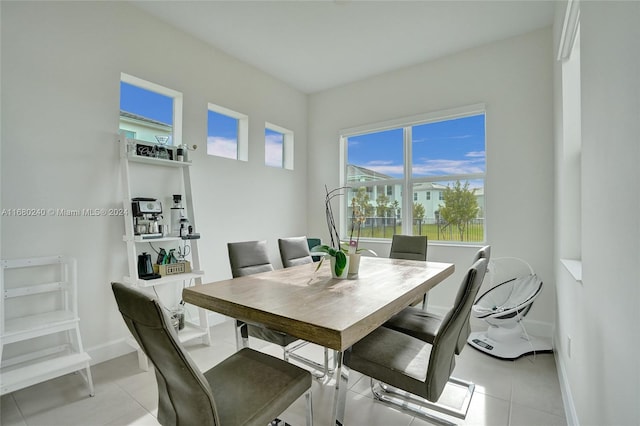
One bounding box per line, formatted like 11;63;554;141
560;258;582;283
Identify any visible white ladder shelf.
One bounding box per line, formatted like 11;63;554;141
118;135;211;370
0;256;94;396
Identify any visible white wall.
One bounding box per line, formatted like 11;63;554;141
308;28;556;332
0;2;308;362
554;2;640;425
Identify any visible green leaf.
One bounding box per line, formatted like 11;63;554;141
334;250;347;276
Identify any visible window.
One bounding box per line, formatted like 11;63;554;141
343;104;486;243
265;122;294;170
207;103;248;161
119;73;182;146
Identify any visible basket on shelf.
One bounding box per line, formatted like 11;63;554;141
153;261;191;276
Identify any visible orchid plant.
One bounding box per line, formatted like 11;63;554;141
311;186;349;276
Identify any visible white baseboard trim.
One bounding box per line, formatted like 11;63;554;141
86;314;228;366
555;353;580;425
86;338;135;366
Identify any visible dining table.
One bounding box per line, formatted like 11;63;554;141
183;255;455;426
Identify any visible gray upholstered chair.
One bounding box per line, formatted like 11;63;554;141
228;240;333;379
344;258;488;424
389;234;428;307
389;234;428;261
384;245;491;355
278;236;313;268
111;282;313;426
228;240;276;277
228;240;299;348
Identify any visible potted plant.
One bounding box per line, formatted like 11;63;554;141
311;186;350;278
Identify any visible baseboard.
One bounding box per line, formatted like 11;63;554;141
86;314;228;366
86;338;135;366
555;352;580;425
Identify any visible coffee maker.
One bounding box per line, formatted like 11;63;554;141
131;197;163;239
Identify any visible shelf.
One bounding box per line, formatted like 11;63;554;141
119;134;211;370
3;311;78;343
127;153;192;168
124;235;199;243
0;255;94;397
123;270;204;287
178;322;210;342
125;235;181;243
0;352;92;395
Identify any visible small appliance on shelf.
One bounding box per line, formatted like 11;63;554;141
131;197;163;239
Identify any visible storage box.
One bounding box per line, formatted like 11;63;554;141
153;261;191;276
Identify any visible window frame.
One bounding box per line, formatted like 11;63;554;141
120;72;182;146
265;122;294;170
340;103;486;244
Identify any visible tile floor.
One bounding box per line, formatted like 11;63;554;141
1;320;567;426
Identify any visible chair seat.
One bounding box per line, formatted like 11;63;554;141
205;348;311;426
384;306;442;345
346;327;447;402
248;324;300;347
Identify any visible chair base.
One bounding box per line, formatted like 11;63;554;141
286;341;337;380
467;330;553;360
370;377;475;426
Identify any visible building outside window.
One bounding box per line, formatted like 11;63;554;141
342;105;486;243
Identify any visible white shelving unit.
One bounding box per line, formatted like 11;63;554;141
0;256;94;397
118;135;211;370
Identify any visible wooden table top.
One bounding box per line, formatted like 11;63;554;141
183;256;455;351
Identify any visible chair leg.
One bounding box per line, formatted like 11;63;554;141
370;377;475;426
269;390;312;426
286;343;336;380
305;389;314;426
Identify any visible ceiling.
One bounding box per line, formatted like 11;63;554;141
132;1;556;94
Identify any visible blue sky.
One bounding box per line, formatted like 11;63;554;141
120;82;173;125
206;110;238;159
347;114;485;178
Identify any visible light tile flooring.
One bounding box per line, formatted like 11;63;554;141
1;320;566;426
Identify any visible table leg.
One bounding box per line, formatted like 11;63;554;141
332;350;350;426
235;320;249;350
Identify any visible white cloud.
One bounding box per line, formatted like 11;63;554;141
265;134;283;168
207;137;237;159
465;151;486;158
412;158;484;175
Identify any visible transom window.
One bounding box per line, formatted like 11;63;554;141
342;104;486;243
207;103;248;161
265;122;294;170
119;73;181;146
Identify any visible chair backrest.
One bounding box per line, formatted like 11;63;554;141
111;282;219;426
425;258;488;401
472;245;491;264
227;240;274;278
278;236;313;268
389;235;427;261
455;245;492;353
